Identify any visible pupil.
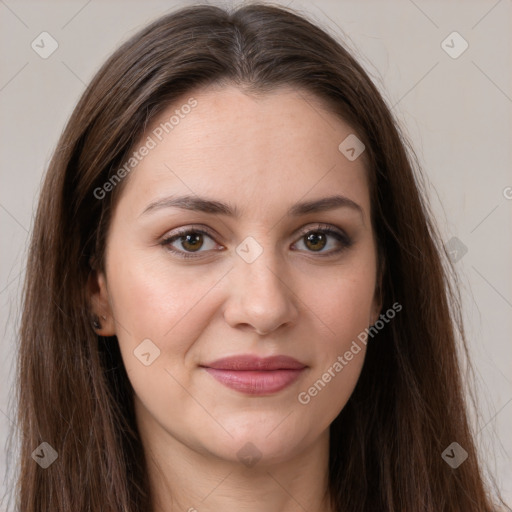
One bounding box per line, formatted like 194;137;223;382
306;232;325;251
183;233;202;251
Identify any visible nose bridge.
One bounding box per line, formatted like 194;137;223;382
225;234;299;334
236;234;289;302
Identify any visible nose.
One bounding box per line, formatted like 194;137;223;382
223;247;300;336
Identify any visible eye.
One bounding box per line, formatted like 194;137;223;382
161;227;222;259
292;224;352;256
160;223;352;260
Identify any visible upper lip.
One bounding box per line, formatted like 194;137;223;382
201;355;307;371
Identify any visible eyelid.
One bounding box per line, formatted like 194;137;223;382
293;222;348;241
160;222;351;258
160;225;222;259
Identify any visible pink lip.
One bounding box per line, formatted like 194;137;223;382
200;355;307;395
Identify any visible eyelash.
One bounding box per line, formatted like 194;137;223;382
160;223;352;260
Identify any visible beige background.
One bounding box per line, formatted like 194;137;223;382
0;0;511;509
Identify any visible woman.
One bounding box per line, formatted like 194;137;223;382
13;3;507;511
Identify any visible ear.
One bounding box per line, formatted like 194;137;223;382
88;269;116;336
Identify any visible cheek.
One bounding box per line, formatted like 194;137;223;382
104;244;227;371
300;256;377;345
296;346;365;436
105;252;226;418
317;277;373;328
292;256;375;419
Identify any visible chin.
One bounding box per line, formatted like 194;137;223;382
198;424;312;468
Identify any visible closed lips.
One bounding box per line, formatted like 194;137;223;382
200;355;307;371
200;355;307;395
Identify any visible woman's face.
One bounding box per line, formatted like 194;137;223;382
93;84;381;466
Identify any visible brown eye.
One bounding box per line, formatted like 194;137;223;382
304;232;327;252
161;228;220;259
292;226;352;256
180;232;204;252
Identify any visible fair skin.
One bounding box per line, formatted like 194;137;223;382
90;84;381;512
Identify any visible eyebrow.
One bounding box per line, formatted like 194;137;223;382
140;194;364;220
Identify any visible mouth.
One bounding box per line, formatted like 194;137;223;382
199;355;307;395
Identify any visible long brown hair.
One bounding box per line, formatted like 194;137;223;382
10;2;507;511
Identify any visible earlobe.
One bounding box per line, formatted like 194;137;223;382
88;270;116;336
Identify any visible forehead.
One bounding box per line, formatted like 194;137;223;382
117;84;371;221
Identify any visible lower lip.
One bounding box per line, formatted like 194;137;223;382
203;368;305;395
